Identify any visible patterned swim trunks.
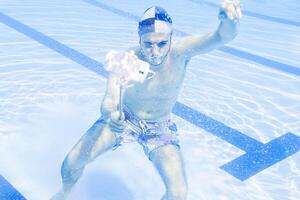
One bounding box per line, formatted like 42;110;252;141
107;106;180;159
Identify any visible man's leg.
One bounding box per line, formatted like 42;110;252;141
51;118;117;200
150;144;188;200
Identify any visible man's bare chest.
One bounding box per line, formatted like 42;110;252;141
125;66;185;100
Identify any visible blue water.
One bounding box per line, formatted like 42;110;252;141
0;0;299;199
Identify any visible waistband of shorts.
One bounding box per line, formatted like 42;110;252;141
123;105;171;124
122;105;174;134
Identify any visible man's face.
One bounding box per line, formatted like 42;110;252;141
139;32;172;66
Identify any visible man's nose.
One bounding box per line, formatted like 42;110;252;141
151;45;160;56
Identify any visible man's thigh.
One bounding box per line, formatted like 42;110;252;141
149;144;187;190
66;118;117;166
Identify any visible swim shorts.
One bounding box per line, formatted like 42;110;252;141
98;106;180;159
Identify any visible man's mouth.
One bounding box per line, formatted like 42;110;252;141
150;56;161;61
149;57;162;65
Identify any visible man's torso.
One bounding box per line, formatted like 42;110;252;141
123;46;188;120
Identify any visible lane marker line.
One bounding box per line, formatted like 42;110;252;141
189;0;300;28
0;175;26;200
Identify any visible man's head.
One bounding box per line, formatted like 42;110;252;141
138;6;173;66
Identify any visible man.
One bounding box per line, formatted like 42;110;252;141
51;1;241;199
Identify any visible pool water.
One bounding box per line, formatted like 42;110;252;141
0;0;299;199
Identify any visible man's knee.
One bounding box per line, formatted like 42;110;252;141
61;155;81;172
63;119;109;167
61;156;85;183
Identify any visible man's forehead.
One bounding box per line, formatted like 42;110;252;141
141;32;171;42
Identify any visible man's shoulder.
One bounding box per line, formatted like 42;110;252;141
169;40;187;61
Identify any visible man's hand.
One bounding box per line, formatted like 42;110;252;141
219;0;242;21
108;111;126;134
172;0;241;57
216;0;241;42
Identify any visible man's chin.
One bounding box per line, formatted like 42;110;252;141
148;58;163;66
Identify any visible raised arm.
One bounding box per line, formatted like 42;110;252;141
174;0;242;59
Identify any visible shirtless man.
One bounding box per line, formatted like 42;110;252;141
51;1;241;199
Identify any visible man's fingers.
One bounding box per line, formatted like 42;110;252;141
219;6;234;21
111;126;125;133
231;0;242;19
222;0;240;7
110;120;125;129
220;0;242;21
119;112;125;121
228;4;236;20
233;0;241;7
109;121;126;133
236;6;242;18
111;111;125;122
109;111;126;133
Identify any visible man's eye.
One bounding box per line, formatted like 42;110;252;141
158;42;167;48
144;42;152;48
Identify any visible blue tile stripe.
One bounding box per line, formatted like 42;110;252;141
82;0;300;77
83;0;139;21
0;12;108;78
221;133;300;181
0;176;26;200
173;102;264;152
220;46;300;77
0;5;299;184
189;0;300;28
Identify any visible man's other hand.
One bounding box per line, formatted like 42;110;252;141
219;0;242;21
109;111;126;134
